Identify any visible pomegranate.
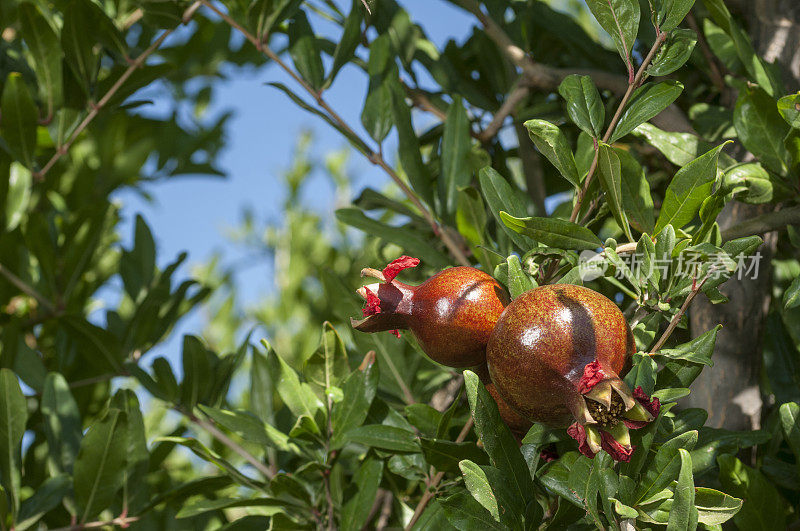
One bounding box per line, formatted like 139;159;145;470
486;284;659;462
351;257;510;368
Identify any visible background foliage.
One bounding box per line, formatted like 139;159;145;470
0;0;799;529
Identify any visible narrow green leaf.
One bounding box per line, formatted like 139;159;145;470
585;0;640;70
288;11;324;90
478;167;535;251
524;119;580;188
505;255;535;298
73;409;128;522
440;489;505;530
326;0;363;87
463;370;534;505
360;34;394;143
780;402;800;469
657;325;721;366
341;458;384;531
420;439;488;472
303;322;349;390
558;75;605;138
717;454;786;529
345;424;420;452
459;460;500;522
390;79;433;205
440;96;472;215
16;475;70;530
1;74;38;168
41;373;81;474
0;369;27;519
655;142;730;233
18;3;63;114
597;143;633;241
261;339;323;423
499;212;603;250
666;449;698;531
634;123;713;167
61;0;97;91
198;405;298;454
694;487;743;525
611;81;684;142
777;93;800;129
659;0;697;33
617;148;654;234
783;278;800;310
635;430;698;504
648;29;697;76
6;163;32;232
734;86;790;174
176;497;287;519
331;357;379;449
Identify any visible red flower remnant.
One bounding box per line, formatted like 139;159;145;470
390;329;401;338
599;430;634;463
633;386;661;418
362;287;382;317
382;255;420;282
578;359;607;394
539;446;559;463
567;423;596;459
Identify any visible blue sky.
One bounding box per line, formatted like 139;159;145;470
111;1;477;366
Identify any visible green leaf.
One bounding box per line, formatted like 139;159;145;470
634;123;713;167
666;449;698;531
157;437;259;489
198;405;298;454
717;454;786;530
459;461;500;522
635;430;698;504
500;212;603;250
585;0;640;70
456;187;487;249
345;424;420;452
16;475;70;530
440;489;505;530
657;325;721;366
326;0;363;87
478;167;535;251
420;439;489;473
73;409;128;522
654;142;730;233
658;0;697;32
41;373;81;475
18;2;63;114
440;96;472;215
611;81;684;142
287;11;324;90
617;148;655;234
777;93;800;129
6;163;31;232
110;390;149;514
176;497;287;519
341;458;383;531
391;79;433;205
248;0;302;39
303;322;349;390
360;34;395;143
261;339;323;424
597;143;633;242
331;356;379;449
524;119;580;188
1;74;38;168
61;0;97;91
558;75;605;138
463;371;534;505
783;278;800;310
648;29;697;76
505;255;535;299
657;325;720;389
734;86;790;174
694;487;743;525
0;369;27;519
780;402;800;468
335;207;450;268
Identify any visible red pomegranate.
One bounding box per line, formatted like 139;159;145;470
486;284;659;462
351;257;510;368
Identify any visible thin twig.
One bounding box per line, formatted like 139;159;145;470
48;515;140;531
200;0;470;267
0;263;57;312
569;31;668;223
649;275;709;354
35;2;202;181
405;417;474;530
187;411;275;479
478;82;530;142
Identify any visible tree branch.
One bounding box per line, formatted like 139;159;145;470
478;82;530;142
200;0;471;266
49;515;140;531
0;263;58;313
405;417;474;530
650;275;708;354
721;205;800;241
35;2;202;181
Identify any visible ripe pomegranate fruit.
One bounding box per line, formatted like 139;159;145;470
486;284;659;462
351;257;510;368
474;363;532;438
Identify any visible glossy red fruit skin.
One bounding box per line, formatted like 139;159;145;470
474;363;532;437
354;267;510;368
486;284;634;427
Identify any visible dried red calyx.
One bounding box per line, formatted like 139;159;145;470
567;360;660;463
357;256;420;338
